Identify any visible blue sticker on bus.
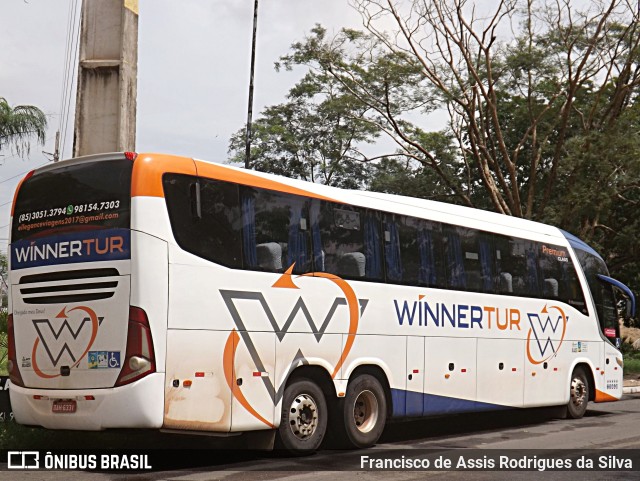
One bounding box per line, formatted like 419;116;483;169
88;351;121;369
10;228;130;270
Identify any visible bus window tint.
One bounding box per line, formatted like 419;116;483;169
311;201;382;280
493;236;513;295
12;158;132;242
241;187;311;274
477;235;496;293
315;201;364;278
163;174;243;268
163;173;587;310
443;226;467;290
363;211;384;280
459;227;483;292
538;243;585;310
575;249;616;327
562;262;588;314
384;214;443;287
497;238;541;298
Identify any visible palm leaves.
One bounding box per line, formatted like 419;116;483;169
0;97;47;157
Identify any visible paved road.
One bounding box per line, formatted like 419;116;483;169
3;394;640;480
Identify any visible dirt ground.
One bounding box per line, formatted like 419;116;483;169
620;324;640;345
621;323;640;385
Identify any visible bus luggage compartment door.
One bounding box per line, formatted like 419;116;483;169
163;329;232;432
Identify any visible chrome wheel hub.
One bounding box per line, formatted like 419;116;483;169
288;393;319;440
571;377;587;408
353;390;379;433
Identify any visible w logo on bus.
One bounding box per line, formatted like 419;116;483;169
31;305;103;378
220;265;367;428
526;305;568;365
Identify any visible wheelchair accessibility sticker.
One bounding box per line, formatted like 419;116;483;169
88;351;121;369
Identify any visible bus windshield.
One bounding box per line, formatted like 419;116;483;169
573;247;619;342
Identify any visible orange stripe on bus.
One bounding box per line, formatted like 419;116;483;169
31;338;59;379
594;389;618;403
10;172;31;216
222;330;274;429
131;154;197;198
130;153;336;202
194;160;336;202
300;272;360;379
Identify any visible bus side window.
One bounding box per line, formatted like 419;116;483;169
316;202;365;278
310;201;382;281
459;227;490;293
493;235;513;294
383;213;403;283
163;174;243;268
443;226;467;290
497;238;540;298
363;211;383;280
240;187;311;274
561;259;588;313
383;214;445;288
538;242;586;309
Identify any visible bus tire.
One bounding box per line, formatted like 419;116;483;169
341;374;387;448
276;378;327;453
567;367;589;419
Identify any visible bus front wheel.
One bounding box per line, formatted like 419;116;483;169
276;378;327;453
340;374;387;448
567;367;589;419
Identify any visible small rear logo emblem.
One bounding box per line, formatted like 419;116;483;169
31;305;103;378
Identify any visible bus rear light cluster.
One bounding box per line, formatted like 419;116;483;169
7;314;25;387
115;307;156;387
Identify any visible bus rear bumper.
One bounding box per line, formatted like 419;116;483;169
9;373;165;430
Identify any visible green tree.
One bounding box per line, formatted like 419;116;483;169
272;25;472;201
547;101;640;294
229;1;640;293
229;41;388;189
276;1;639;218
0;97;47;157
369;131;464;203
229;94;377;189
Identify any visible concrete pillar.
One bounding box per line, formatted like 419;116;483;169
73;0;138;157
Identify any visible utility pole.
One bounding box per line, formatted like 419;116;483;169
73;0;138;157
244;0;259;169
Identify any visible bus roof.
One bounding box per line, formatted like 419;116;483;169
27;152;567;245
189;157;565;243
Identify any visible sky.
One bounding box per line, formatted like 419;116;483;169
0;0;366;253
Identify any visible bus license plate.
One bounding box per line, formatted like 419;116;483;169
52;400;77;414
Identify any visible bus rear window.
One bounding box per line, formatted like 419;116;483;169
12;158;132;242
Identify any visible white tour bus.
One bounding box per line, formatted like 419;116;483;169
7;152;635;451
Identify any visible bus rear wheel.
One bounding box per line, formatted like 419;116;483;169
340;374;387;448
276;378;327;453
567;367;589;419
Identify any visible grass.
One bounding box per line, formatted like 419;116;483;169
0;338;7;376
623;356;640;376
621;338;640;375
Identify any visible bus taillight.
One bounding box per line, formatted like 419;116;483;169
115;307;156;387
7;314;25;387
124;151;137;161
